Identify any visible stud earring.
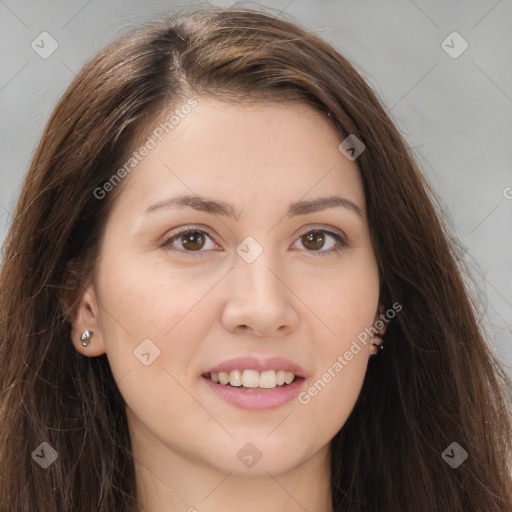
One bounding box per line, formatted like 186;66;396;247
370;332;384;357
81;330;93;347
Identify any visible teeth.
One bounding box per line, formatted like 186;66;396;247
242;369;259;388
229;370;242;387
210;369;297;389
259;370;277;388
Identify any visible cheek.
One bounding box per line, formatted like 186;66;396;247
295;251;379;428
94;259;213;441
97;254;218;341
308;250;380;347
295;349;368;450
94;256;211;392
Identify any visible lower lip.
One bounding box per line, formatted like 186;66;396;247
202;376;305;411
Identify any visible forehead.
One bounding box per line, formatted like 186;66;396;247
115;98;365;215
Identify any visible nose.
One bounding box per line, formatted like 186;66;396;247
221;248;299;338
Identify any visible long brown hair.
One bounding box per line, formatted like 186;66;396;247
0;6;510;511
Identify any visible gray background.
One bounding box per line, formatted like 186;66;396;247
1;0;511;375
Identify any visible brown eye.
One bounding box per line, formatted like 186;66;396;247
163;228;217;256
181;231;206;251
163;226;346;258
302;231;326;250
292;229;347;256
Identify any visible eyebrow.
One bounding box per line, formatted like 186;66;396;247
144;194;363;219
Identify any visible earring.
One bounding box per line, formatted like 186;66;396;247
370;333;384;357
81;330;93;347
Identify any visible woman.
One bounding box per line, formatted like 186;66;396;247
0;6;510;512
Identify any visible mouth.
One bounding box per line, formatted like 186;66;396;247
201;357;307;410
202;369;304;391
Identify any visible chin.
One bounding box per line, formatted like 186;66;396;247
205;438;315;477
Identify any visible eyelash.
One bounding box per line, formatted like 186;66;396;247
161;225;348;258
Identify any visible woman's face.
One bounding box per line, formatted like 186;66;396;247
73;98;382;477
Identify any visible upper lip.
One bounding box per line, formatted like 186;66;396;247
203;356;307;378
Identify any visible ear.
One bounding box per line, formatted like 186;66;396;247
369;303;388;356
66;285;107;357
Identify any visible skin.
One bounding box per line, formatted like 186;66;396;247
69;98;386;512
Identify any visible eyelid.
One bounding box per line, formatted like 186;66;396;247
165;224;217;240
294;224;347;242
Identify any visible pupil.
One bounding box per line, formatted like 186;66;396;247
304;231;324;250
183;232;205;250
